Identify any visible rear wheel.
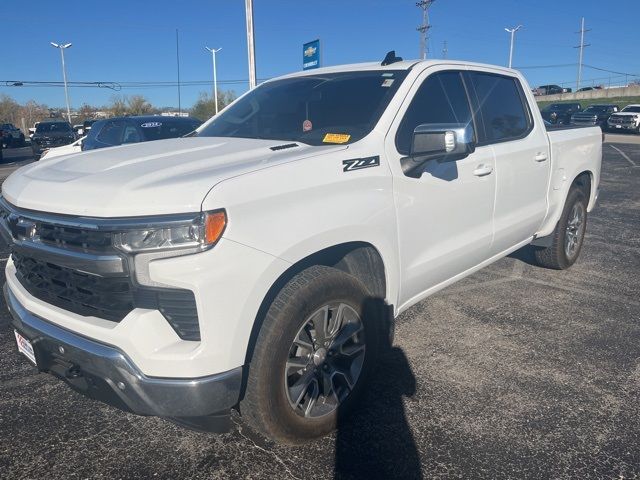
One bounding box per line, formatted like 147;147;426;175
240;265;380;444
534;187;587;269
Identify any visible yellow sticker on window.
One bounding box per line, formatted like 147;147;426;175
323;133;351;144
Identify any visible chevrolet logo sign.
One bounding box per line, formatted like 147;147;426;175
304;46;317;57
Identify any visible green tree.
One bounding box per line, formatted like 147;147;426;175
190;90;236;122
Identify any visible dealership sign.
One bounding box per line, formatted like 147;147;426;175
303;39;321;70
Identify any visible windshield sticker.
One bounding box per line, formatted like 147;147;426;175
141;122;162;128
381;79;395;87
303;119;313;132
323;133;351;144
381;72;394;77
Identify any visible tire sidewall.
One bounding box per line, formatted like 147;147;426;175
249;268;380;442
557;188;587;268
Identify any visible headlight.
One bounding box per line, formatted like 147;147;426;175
114;210;226;254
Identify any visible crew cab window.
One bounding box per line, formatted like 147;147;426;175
140;120;201;141
470;72;531;143
123;125;141;143
396;71;472;155
96;121;124;145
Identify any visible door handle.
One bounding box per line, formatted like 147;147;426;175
534;152;548;162
473;164;493;177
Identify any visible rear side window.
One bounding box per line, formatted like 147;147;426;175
396;71;472;155
140;120;201;141
470;72;531;144
96;120;124;145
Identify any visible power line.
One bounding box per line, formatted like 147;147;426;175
583;64;640;78
574;17;591;91
416;1;435;60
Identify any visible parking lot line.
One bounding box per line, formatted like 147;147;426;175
609;144;638;167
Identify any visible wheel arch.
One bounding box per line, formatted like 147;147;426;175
242;241;390;370
572;169;594;208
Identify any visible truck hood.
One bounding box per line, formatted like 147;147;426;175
2;137;346;217
610;112;640;117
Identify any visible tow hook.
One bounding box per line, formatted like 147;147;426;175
65;365;82;379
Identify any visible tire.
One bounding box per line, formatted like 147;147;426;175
534;187;588;270
240;265;381;444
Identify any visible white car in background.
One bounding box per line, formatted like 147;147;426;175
39;137;84;160
606;104;640;133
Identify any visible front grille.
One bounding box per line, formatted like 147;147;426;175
13;252;134;321
12;252;201;340
3;199;202;341
37;223;112;253
608;116;633;125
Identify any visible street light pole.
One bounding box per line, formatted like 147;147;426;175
205;47;222;114
504;25;522;68
50;42;72;123
245;0;257;89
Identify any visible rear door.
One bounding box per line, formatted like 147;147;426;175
466;70;550;254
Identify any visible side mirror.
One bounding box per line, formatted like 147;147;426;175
401;123;475;177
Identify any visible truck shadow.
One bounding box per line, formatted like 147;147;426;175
334;345;422;480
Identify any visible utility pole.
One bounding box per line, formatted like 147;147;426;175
416;1;435;60
504;25;522;68
205;47;222;114
574;17;590;91
442;40;448;59
50;42;72;123
245;0;257;89
176;29;182;114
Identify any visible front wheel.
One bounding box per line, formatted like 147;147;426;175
534;187;588;269
240;265;380;444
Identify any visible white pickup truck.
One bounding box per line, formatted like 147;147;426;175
1;55;601;444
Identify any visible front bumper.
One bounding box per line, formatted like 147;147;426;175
607;121;638;131
4;283;242;424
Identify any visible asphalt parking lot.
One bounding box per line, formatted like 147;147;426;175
0;141;639;479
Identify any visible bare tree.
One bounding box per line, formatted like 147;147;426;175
107;95;128;117
127;95;155;116
190;90;236;122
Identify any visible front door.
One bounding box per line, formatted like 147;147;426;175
386;68;496;310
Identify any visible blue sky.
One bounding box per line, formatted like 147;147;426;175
2;0;639;109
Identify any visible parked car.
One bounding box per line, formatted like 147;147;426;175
30;120;76;159
28;122;39;139
606;104;640;133
540;103;582;125
535;84;571;95
82;119;97;135
39;136;85;161
571;104;619;129
577;86;603;92
1;123;26;147
82;116;202;151
1;56;602;444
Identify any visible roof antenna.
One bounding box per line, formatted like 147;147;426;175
381;50;403;66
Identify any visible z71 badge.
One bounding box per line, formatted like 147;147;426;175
342;156;380;172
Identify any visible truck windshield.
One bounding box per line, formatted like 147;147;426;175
35;122;72;133
621;106;640;113
583;106;608;113
544;104;574;112
197;70;408;145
